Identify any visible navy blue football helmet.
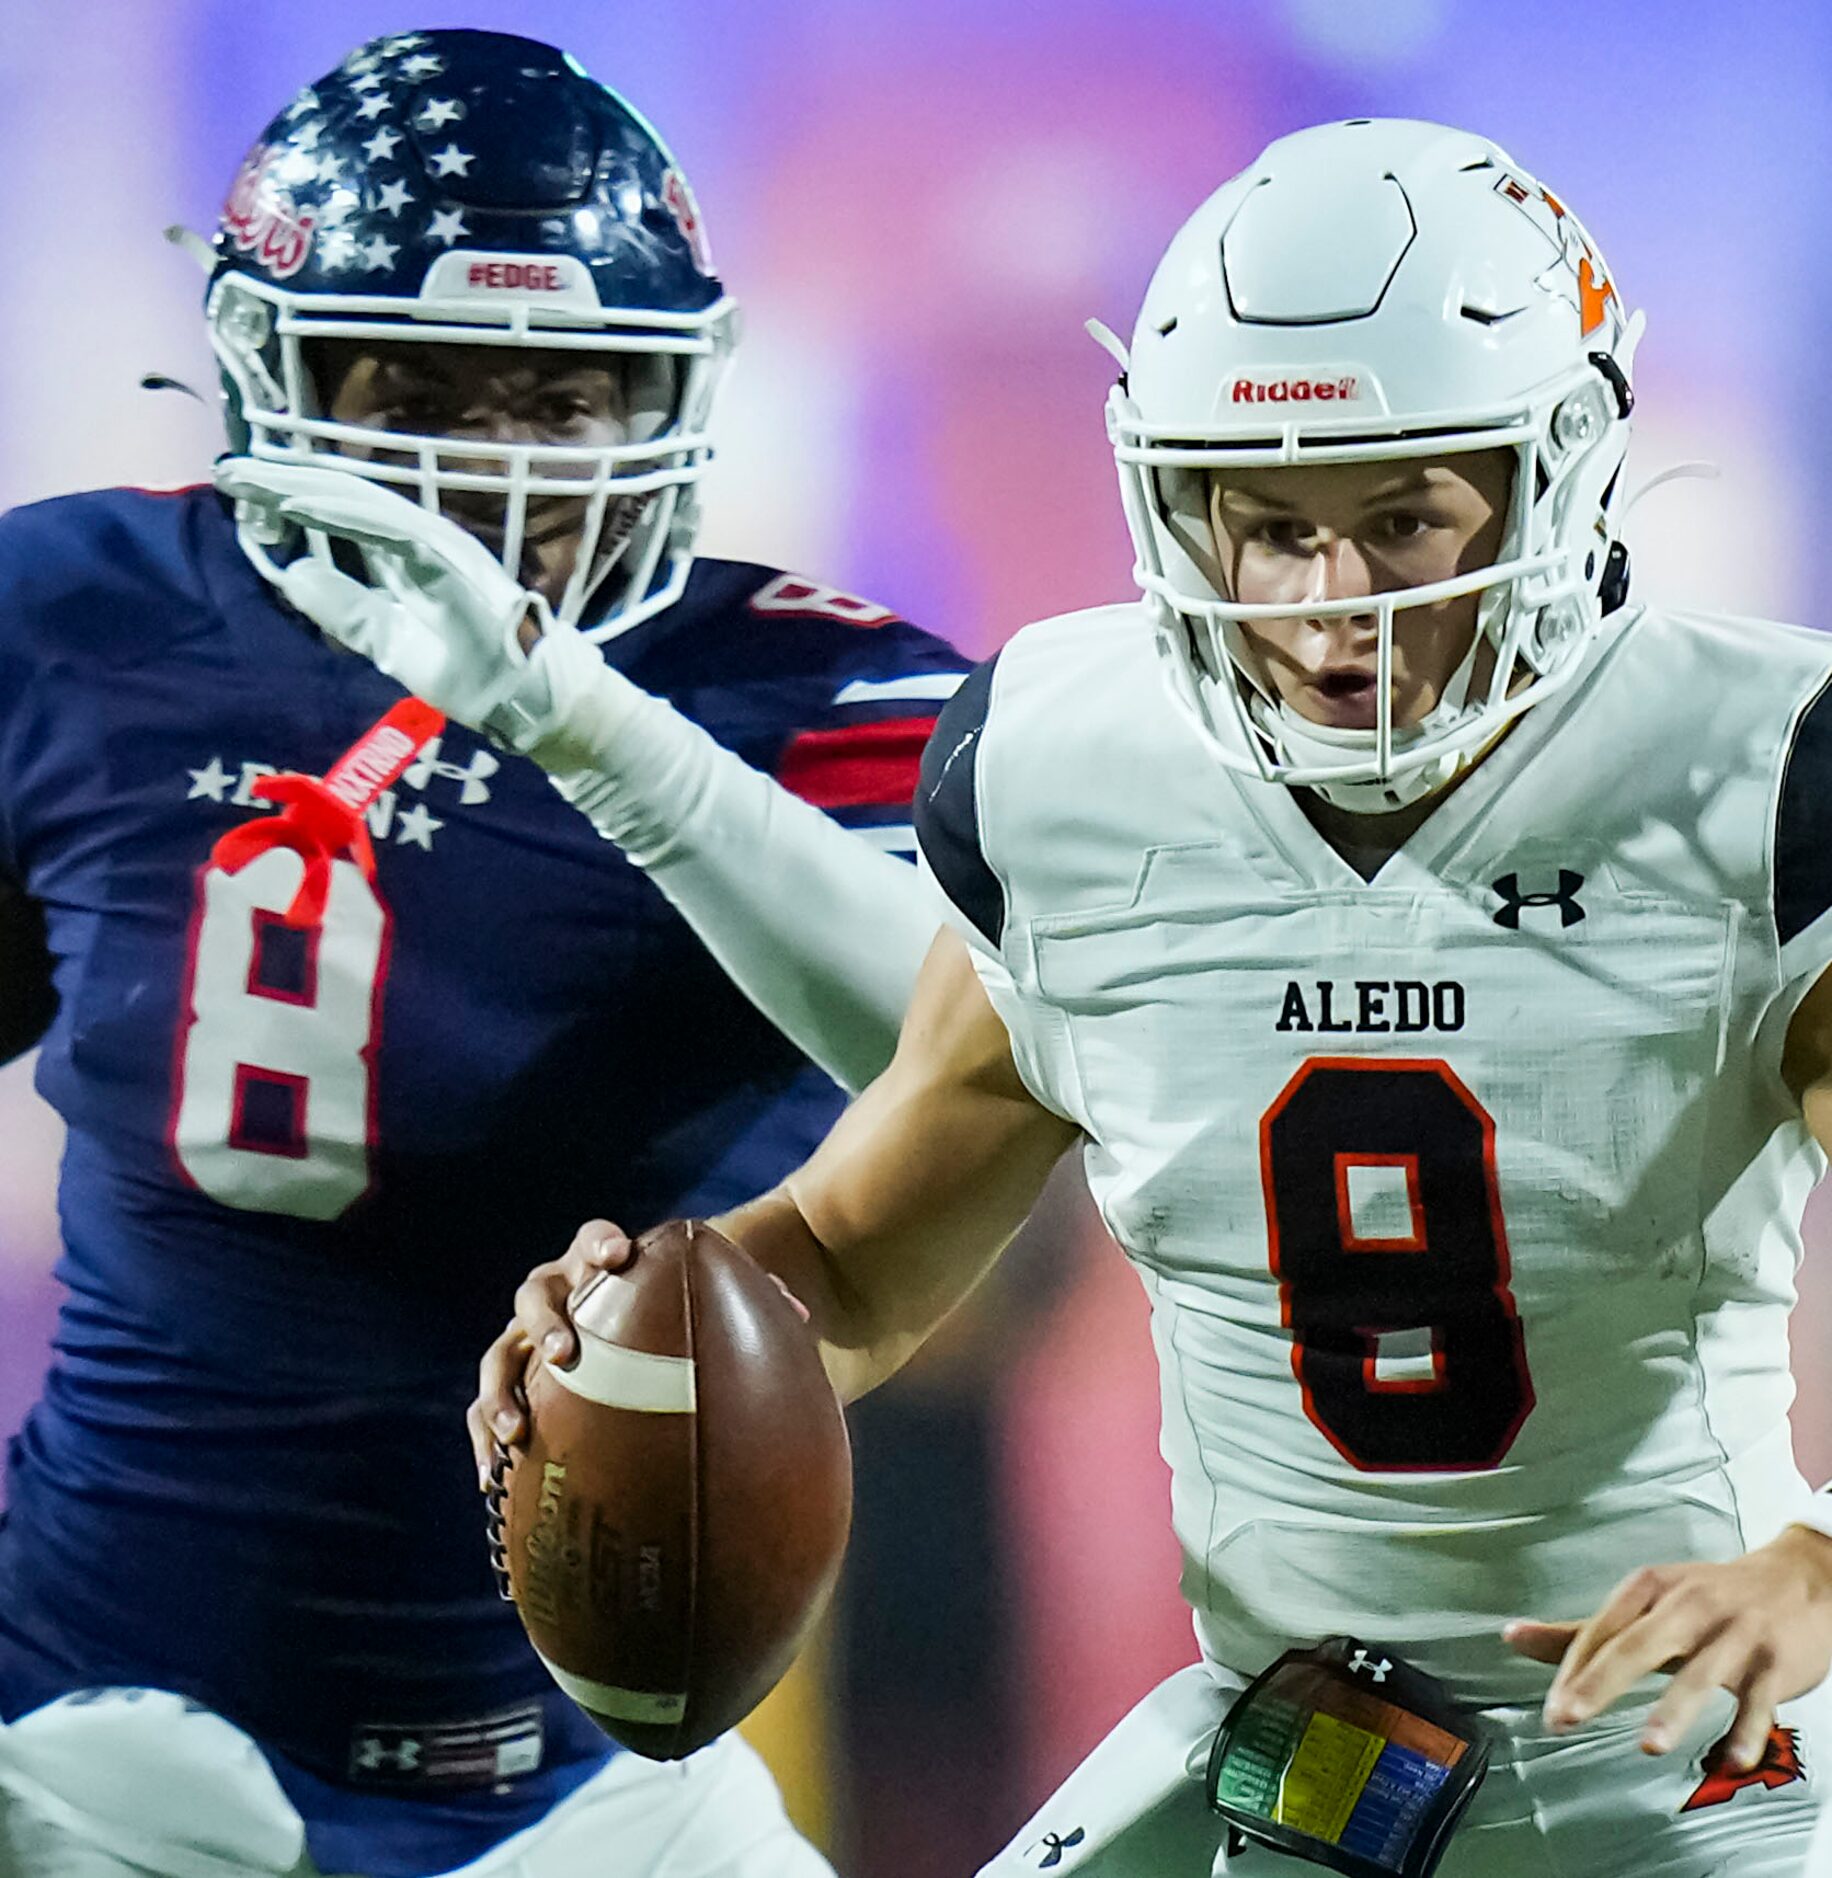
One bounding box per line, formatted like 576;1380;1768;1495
205;29;737;636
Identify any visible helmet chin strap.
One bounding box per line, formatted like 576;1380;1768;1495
1251;597;1496;815
1267;710;1470;813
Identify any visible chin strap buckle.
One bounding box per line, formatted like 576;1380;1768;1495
1588;350;1634;419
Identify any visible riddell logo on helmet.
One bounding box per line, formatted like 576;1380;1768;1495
1231;376;1360;404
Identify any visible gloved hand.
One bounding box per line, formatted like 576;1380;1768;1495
214;456;627;763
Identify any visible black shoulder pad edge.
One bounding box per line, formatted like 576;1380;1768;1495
914;655;1005;947
1775;672;1832;948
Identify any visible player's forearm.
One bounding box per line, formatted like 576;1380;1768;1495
713;935;1081;1398
712;1186;914;1401
532;652;938;1094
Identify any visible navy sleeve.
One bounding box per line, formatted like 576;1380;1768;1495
642;560;971;858
770;619;970;851
1776;674;1832;948
915;654;1005;947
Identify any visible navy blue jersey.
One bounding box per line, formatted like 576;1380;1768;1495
0;486;965;1873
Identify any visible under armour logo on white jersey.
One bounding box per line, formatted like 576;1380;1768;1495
352;1735;422;1772
1028;1826;1085;1868
1349;1649;1393;1683
1491;870;1586;929
403;735;499;805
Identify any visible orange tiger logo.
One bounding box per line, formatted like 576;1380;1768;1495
1680;1726;1806;1812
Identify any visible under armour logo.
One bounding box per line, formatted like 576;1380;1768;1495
1491;870;1585;929
1349;1649;1393;1683
353;1736;422;1773
1033;1827;1085;1868
403;735;499;805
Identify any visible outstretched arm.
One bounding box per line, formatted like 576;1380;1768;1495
535;667;947;1098
713;926;1082;1400
470;925;1080;1463
215;459;953;1092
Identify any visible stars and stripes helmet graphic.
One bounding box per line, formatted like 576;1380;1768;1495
204;29;738;637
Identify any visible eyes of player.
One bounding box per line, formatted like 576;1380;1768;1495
369;391;448;432
369;385;610;438
1235;508;1444;556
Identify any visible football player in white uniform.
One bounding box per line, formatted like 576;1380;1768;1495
482;121;1832;1875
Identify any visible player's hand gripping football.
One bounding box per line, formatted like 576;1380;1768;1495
468;1222;636;1484
1503;1525;1832;1770
467;1218;811;1487
214;458;618;763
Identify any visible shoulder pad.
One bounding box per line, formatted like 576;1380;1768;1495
1777;672;1832;947
915;656;1004;945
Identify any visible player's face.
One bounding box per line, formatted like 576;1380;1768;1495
1205;449;1514;732
313;341;672;604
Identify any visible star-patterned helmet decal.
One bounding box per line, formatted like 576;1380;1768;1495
214;27;725;307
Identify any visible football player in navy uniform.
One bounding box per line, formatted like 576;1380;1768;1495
0;30;962;1878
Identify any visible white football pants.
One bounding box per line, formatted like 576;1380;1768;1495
0;1688;834;1878
977;1661;1832;1878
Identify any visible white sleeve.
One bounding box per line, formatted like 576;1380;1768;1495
525;634;946;1095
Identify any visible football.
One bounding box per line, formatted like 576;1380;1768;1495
492;1217;853;1759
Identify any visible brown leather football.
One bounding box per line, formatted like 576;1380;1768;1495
491;1217;852;1759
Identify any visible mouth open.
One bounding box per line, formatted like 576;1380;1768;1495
1309;668;1381;729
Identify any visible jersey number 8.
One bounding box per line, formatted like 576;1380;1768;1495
171;850;390;1220
1260;1056;1535;1473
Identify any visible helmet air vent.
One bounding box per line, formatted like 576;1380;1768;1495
1222;163;1416;324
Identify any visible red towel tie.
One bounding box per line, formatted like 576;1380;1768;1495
210;698;447;927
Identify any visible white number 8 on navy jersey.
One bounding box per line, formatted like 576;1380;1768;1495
170;849;390;1219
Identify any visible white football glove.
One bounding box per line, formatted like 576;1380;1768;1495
214;457;632;764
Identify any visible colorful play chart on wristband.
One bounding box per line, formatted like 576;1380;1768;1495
1208;1642;1486;1878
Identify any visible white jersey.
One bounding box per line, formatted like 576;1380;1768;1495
916;599;1832;1706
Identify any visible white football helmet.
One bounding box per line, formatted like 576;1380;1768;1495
1103;118;1641;811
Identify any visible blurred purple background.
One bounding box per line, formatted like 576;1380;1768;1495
3;2;1830;1871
